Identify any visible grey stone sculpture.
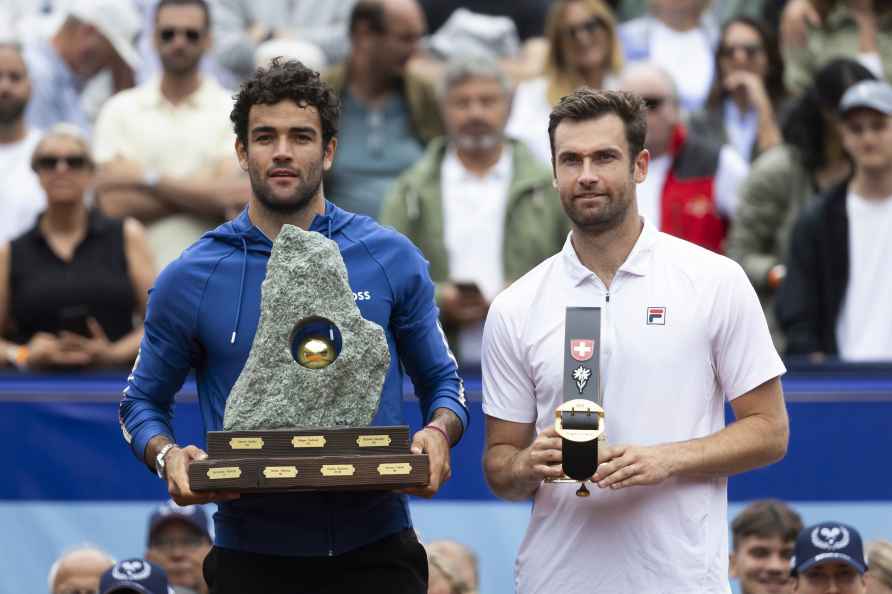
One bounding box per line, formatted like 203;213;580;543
223;224;390;430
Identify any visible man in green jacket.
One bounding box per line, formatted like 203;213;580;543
381;55;568;364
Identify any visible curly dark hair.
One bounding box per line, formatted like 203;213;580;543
230;58;340;149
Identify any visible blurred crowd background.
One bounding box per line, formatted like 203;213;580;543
1;0;891;592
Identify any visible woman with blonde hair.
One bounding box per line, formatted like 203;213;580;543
506;0;623;164
0;123;155;369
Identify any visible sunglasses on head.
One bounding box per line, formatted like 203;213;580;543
719;43;763;59
563;16;606;40
159;27;202;43
34;155;90;171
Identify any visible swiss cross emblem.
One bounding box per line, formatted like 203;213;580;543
570;339;595;361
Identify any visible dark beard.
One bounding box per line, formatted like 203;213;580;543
0;98;26;125
249;161;323;214
160;53;201;77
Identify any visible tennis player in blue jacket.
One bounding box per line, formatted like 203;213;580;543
118;58;468;593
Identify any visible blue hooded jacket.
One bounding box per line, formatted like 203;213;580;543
119;202;468;556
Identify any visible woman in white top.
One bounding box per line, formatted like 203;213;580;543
505;0;623;165
687;16;787;163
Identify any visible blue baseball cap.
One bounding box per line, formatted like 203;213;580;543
100;558;173;594
147;500;211;545
791;521;867;576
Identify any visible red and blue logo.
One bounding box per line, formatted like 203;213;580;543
647;307;666;325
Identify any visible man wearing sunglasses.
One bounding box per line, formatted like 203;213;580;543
619;62;748;253
93;0;250;270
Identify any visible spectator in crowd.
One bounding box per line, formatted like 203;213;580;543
0;42;45;244
506;0;624;165
791;521;867;594
210;0;357;83
22;0;141;131
613;0;769;25
426;540;479;594
866;540;892;594
145;500;211;594
48;545;115;594
730;499;804;594
726;58;874;350
0;124;154;370
323;0;443;219
780;0;892;96
688;16;786;164
778;79;892;361
100;558;171;594
381;55;567;365
92;0;249;270
618;62;747;252
620;0;719;112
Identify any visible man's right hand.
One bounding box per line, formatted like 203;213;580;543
439;283;489;325
512;425;565;484
164;445;240;505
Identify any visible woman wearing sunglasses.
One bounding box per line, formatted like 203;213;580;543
0;124;155;370
688;16;787;163
506;0;623;165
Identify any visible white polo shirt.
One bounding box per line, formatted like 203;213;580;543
482;220;785;594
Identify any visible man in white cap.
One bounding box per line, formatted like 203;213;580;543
778;79;892;362
22;0;141;131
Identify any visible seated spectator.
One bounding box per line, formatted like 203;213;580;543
210;0;357;83
730;499;804;594
22;0;142;132
866;540;892;594
0;42;45;244
426;540;479;594
781;0;892;96
145;500;212;594
688;16;786;164
48;545;115;594
381;56;567;364
0;124;155;370
620;0;719;112
506;0;623;165
791;521;867;594
100;558;171;594
93;0;249;270
726;58;875;350
618;62;747;252
777;80;892;361
324;0;443;219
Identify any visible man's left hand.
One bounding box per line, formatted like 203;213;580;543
592;443;674;490
402;426;452;498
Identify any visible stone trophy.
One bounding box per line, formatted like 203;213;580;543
189;225;428;492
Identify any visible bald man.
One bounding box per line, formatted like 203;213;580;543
48;546;115;594
323;0;443;219
619;62;748;253
426;540;479;593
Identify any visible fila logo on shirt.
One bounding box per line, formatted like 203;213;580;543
646;307;666;325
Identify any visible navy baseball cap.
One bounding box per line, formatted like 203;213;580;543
791;521;867;576
100;558;173;594
147;500;210;545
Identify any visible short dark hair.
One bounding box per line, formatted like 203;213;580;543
230;58;340;149
548;88;647;171
731;499;804;550
349;0;388;36
154;0;211;29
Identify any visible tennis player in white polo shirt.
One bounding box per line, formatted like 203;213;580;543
481;88;790;594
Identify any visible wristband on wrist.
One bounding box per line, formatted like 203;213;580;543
5;345;28;369
424;423;451;447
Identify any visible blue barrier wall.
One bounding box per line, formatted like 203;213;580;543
4;366;892;593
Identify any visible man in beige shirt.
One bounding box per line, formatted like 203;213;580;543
93;0;249;269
